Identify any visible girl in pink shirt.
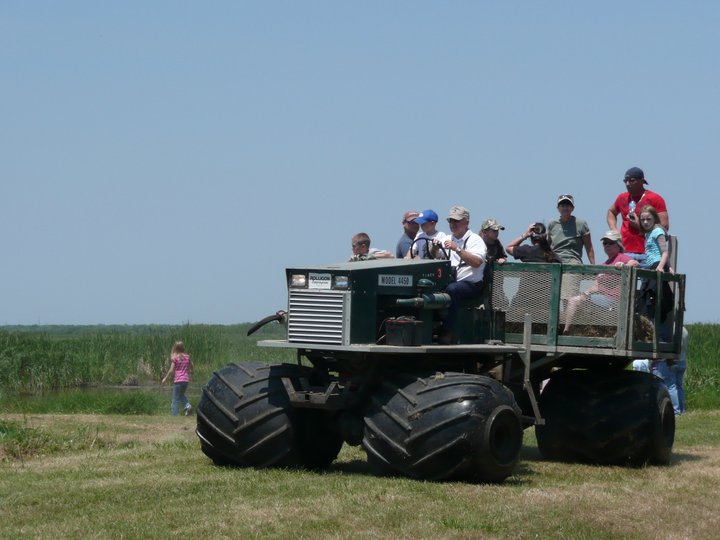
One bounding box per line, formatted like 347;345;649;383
162;341;194;416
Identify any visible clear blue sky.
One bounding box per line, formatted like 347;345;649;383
1;2;716;325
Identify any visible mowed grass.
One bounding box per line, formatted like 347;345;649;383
2;412;720;539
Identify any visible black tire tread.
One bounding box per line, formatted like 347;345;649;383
362;372;522;482
535;369;675;465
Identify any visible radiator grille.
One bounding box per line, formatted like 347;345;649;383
287;289;349;345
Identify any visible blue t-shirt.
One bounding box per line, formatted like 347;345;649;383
643;227;665;268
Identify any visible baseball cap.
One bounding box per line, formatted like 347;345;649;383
415;209;439;224
624;167;648;185
481;218;504;231
402;210;420;223
601;230;625;252
447;205;470;221
557;194;575;206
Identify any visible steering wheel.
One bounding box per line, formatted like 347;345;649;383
408;237;450;260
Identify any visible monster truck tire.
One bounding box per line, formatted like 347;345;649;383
363;372;523;483
535;369;675;465
196;362;342;469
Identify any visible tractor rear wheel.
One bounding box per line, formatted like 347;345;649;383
535;369;674;465
196;362;342;469
362;372;523;483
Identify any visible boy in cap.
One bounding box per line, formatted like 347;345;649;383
479;218;508;306
395;210;420;258
607;167;669;262
406;209;445;259
479;218;508;266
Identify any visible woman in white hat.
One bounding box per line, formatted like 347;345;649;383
562;230;638;335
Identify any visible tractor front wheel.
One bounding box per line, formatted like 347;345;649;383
196;362;342;469
363;372;523;483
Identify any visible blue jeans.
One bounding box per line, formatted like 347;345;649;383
672;361;687;413
171;382;191;416
444;279;483;332
652;361;684;415
626;252;647;264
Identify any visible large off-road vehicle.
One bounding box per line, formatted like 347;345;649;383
196;257;685;482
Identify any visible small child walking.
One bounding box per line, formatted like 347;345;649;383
162;341;194;416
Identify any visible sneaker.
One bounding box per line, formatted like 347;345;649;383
184;404;192;416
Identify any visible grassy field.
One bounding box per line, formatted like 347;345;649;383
1;323;719;538
2;411;720;539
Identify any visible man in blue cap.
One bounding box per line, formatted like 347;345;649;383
406;209;445;259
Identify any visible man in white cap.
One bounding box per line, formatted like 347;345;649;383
433;206;487;344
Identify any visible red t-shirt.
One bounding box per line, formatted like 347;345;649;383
612;190;667;254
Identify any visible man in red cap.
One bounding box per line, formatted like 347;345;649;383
607;166;669;263
395;210;420;258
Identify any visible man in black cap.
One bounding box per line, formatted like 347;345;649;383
607;167;669;262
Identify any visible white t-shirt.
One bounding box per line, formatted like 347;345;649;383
450;230;487;283
410;230;445;258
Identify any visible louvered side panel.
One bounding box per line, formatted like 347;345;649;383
287;290;349;345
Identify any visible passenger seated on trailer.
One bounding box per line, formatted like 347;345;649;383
562;230;638;335
505;222;560;263
433;206;487;344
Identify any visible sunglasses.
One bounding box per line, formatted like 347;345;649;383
623;178;640;183
601;240;617;246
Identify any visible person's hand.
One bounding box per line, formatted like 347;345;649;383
443;239;457;251
497;258;507;265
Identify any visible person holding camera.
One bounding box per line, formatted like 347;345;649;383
607;166;669;263
506;222;560;263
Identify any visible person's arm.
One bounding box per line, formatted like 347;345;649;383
607;206;619;230
659;211;669;232
161;359;175;384
506;225;533;256
583;234;596;265
455;246;483;268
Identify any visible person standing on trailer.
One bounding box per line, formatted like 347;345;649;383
607;166;669;264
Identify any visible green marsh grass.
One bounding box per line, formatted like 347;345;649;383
0;322;718;412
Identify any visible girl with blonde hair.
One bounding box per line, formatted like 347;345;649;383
161;341;194;416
